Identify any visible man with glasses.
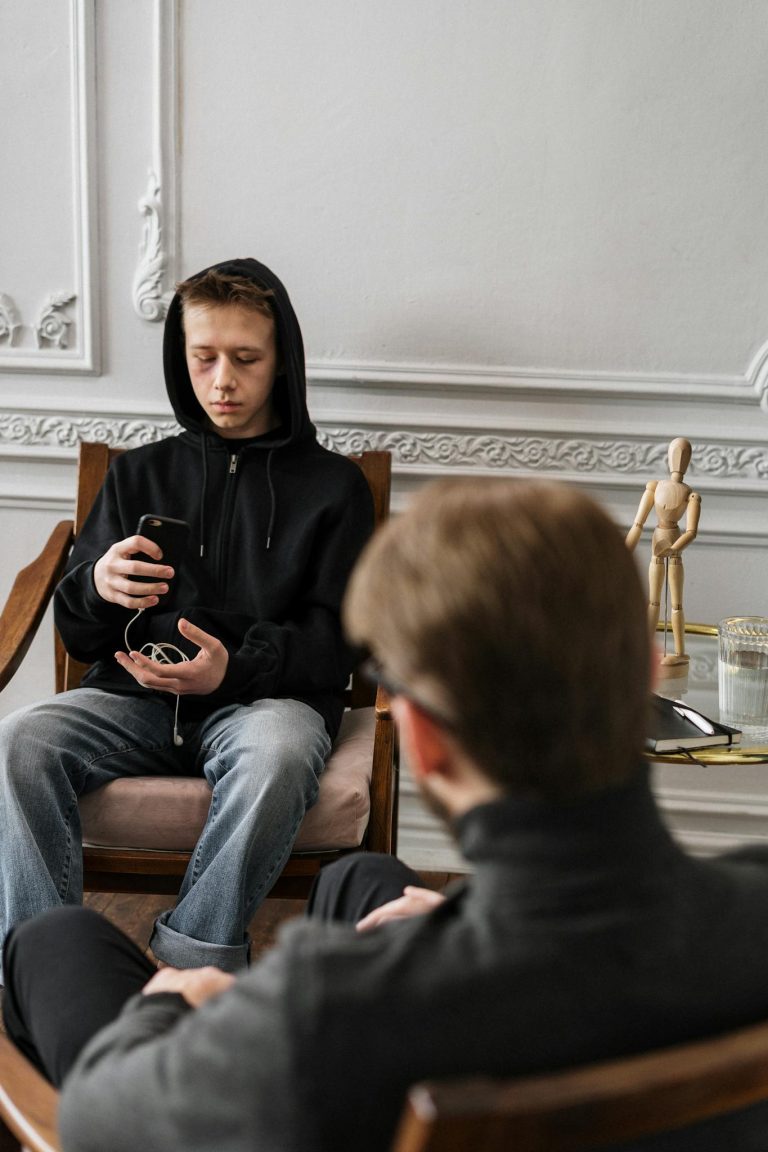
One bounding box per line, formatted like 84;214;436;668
7;477;768;1152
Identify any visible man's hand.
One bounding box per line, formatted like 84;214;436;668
115;619;229;696
142;965;236;1009
94;534;175;609
355;886;446;932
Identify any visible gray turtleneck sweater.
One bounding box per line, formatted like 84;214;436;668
59;770;768;1151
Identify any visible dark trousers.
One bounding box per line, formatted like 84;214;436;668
2;852;421;1087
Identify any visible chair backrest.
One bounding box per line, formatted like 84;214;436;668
391;1018;768;1151
56;441;391;696
0;1035;59;1152
6;1019;768;1152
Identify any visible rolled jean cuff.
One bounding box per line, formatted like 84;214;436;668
149;911;249;972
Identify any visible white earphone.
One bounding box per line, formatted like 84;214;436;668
124;608;189;749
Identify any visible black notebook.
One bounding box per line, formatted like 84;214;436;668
646;694;742;753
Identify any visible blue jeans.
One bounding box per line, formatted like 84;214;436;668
0;688;330;979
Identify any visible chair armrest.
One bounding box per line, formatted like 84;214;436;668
375;683;392;719
367;686;399;855
0;1035;60;1152
0;520;73;693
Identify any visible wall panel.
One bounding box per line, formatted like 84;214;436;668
0;0;98;373
2;1;768;867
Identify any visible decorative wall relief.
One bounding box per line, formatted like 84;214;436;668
132;0;179;322
0;296;21;347
132;172;174;321
0;413;178;449
34;294;77;349
316;428;768;484
746;339;768;414
1;407;765;490
0;0;98;373
0;292;78;352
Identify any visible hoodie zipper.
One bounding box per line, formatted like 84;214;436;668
216;452;240;589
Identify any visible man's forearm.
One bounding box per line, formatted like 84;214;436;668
59;950;302;1152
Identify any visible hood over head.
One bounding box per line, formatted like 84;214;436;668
163;257;315;448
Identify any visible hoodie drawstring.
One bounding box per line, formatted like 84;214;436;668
200;439;276;554
265;449;276;550
199;437;209;558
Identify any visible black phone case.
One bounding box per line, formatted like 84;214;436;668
131;514;190;578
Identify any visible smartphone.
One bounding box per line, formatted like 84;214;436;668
131;514;190;583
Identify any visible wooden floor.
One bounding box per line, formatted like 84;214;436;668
83;890;306;959
0;872;459;1035
82;871;459;958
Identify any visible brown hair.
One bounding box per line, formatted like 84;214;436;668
345;478;650;800
175;269;276;322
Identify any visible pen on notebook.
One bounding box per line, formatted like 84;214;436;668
672;702;715;736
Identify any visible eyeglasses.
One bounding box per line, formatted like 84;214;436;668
361;657;456;731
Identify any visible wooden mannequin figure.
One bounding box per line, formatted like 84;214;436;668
625;437;701;676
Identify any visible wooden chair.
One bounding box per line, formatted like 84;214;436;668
0;442;397;901
6;1016;768;1152
0;1040;58;1152
391;1022;768;1150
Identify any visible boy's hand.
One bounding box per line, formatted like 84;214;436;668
115;619;229;696
142;965;236;1008
355;886;446;932
94;535;175;609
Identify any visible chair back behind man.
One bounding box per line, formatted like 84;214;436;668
391;1017;768;1151
6;1018;768;1152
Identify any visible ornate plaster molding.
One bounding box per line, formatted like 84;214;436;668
0;413;178;450
132;171;174;321
133;0;179;322
747;339;768;413
0;0;98;373
0;415;766;487
34;293;77;349
0;296;21;346
0;292;79;351
316;428;768;483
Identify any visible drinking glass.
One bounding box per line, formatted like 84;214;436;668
718;617;768;743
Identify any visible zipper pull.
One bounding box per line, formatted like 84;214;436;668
229;453;238;475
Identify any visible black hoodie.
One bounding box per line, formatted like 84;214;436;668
54;258;374;739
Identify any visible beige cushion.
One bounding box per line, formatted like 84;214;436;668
80;707;375;854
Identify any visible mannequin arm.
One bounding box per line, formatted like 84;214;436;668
625;482;656;552
669;492;701;554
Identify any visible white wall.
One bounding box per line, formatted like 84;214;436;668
2;1;768;869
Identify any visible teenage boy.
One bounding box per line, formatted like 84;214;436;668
7;478;768;1151
0;258;374;975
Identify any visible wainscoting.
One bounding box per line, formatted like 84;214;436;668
3;0;768;866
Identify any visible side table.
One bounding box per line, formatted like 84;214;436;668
651;623;768;765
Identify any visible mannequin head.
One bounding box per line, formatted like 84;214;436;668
667;437;692;480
